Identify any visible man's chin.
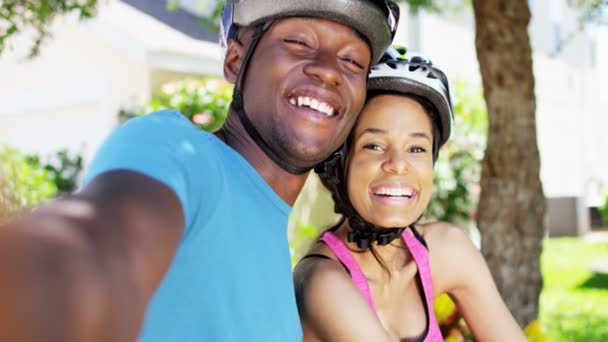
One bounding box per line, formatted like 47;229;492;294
273;156;326;175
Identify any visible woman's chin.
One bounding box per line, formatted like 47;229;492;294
358;207;426;229
368;216;419;229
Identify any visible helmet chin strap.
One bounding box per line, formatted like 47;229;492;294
231;23;313;175
346;214;425;250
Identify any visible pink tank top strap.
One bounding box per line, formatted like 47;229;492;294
320;231;379;315
401;228;443;341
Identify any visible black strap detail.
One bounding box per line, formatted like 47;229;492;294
232;22;311;175
301;253;351;276
300;253;332;260
345;212;407;249
409;225;429;250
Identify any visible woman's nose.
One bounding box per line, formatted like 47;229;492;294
382;150;409;174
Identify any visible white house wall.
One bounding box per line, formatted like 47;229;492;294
0;11;150;165
409;4;607;205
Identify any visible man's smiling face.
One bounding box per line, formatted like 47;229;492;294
238;17;371;170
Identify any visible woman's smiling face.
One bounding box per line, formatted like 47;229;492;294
347;94;435;228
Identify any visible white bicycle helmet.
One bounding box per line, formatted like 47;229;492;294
315;47;455;249
368;46;454;150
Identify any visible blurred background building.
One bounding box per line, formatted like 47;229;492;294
0;0;606;236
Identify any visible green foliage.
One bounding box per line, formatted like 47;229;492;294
0;146;57;221
289;219;324;266
425;80;486;225
141;78;233;132
570;0;608;24
25;149;83;194
405;0;473;14
166;0;223;33
0;0;98;58
540;237;608;341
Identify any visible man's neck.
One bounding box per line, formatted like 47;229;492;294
216;110;309;206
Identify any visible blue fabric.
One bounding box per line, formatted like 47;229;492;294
85;110;302;342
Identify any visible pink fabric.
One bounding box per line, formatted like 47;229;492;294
320;229;443;342
320;231;379;315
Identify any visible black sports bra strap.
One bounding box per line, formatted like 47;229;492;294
301;252;351;277
409;225;429;250
300;253;332;260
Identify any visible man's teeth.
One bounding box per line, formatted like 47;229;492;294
375;188;413;197
290;96;335;116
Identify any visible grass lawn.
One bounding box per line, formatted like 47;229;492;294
540;236;608;341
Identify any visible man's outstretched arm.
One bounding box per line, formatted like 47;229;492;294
0;170;184;342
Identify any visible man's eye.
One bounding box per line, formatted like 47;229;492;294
342;57;364;70
284;39;309;47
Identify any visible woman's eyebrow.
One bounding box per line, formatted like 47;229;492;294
355;127;387;140
410;132;432;141
356;128;432;142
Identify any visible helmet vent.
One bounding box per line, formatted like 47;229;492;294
387;62;398;69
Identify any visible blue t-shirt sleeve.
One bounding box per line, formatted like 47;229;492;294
84;110;221;235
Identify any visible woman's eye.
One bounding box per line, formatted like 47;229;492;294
363;143;384;152
410;146;427;153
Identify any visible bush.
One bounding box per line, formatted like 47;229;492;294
425;79;487;226
26;148;83;194
139;78;233;132
0;146;57;222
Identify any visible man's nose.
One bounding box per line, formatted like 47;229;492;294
302;51;343;88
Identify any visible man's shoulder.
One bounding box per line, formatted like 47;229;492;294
127;110;199;131
122;110;221;153
88;109;222;179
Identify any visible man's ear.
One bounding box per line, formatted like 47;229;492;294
224;39;244;84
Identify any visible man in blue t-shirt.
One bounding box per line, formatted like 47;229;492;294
0;1;399;341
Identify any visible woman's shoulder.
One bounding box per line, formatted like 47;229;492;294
294;242;362;316
416;222;484;292
416;221;472;250
294;243;346;288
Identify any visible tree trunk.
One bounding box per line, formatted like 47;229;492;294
471;0;546;326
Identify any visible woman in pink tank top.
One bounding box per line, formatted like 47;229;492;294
294;48;525;342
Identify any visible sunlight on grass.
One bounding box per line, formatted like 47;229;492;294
540;237;608;341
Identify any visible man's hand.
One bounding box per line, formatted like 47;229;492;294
0;170;184;342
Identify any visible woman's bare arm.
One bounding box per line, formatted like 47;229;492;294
426;223;526;342
294;257;396;342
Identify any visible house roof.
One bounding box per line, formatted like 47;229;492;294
120;0;218;43
86;0;222;75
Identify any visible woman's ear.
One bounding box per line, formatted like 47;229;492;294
224;39;244;83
